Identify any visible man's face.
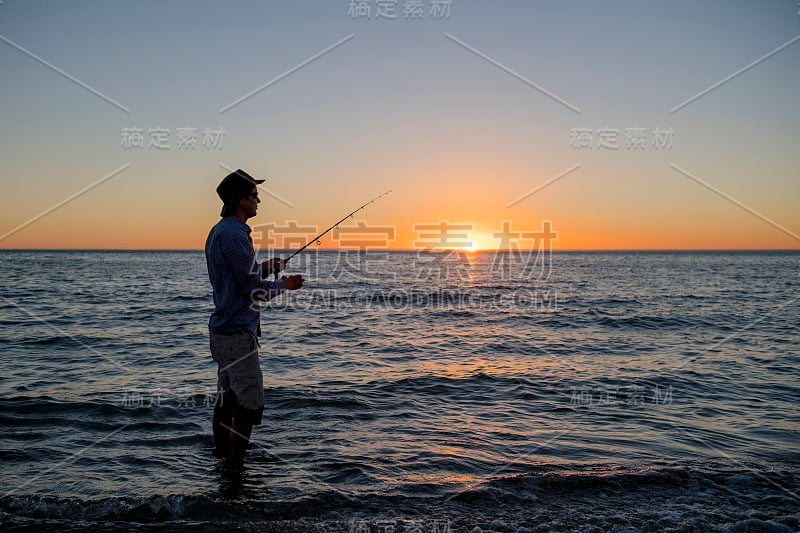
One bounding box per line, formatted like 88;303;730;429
240;186;260;219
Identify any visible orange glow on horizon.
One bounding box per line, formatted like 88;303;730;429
0;191;797;251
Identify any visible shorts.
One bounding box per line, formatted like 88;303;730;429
209;330;264;425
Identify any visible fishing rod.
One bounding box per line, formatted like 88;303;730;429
272;190;392;278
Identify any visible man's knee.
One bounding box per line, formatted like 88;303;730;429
213;389;238;419
234;405;263;425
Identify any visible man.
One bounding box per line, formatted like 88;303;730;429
205;169;304;466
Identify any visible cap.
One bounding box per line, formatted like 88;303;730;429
216;169;265;216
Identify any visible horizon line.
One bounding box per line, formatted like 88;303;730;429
1;247;799;253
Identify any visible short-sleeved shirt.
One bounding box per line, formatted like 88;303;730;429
205;216;285;335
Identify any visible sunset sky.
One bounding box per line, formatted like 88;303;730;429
0;1;798;250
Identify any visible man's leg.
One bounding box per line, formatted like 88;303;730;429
210;332;237;459
225;331;264;466
228;422;253;461
212;389;236;458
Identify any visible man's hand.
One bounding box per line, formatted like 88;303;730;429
261;258;284;278
282;274;304;290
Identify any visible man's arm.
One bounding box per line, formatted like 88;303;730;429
220;232;287;301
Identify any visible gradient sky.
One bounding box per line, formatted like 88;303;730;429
0;0;798;250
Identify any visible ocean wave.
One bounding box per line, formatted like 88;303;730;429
370;373;531;397
1;467;796;527
271;394;373;410
593;315;695;330
5;334;116;347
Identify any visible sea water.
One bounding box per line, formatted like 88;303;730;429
1;250;798;531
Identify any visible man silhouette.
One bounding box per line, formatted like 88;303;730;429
205;169;304;466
